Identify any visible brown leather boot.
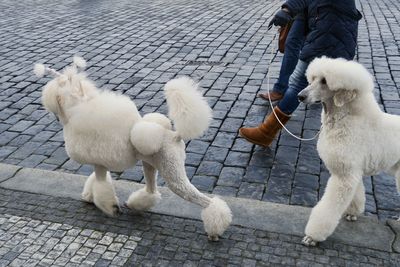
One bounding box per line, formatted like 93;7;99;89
258;91;283;102
239;106;290;147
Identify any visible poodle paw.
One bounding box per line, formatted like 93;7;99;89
126;189;161;211
345;214;358;221
81;192;93;203
302;236;317;247
208;235;219;242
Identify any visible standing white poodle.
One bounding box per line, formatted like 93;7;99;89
297;57;400;246
34;57;232;241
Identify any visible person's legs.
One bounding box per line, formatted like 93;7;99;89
273;18;306;94
259;17;306;101
240;60;309;147
278;60;309;114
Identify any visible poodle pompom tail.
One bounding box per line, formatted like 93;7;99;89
201;197;232;239
164;76;212;140
34;63;46;77
73;55;87;69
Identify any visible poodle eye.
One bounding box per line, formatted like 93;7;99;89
321;77;327;85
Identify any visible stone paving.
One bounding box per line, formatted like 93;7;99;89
0;214;140;266
0;0;400;220
0;187;399;266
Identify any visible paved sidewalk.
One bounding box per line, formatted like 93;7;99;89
1;164;400;266
0;0;400;220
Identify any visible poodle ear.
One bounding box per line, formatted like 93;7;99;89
333;89;357;107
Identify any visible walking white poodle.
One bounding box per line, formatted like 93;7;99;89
34;57;232;241
297;57;400;246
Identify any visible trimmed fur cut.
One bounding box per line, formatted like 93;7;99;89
143;113;172;130
126;187;161;211
37;57;232;240
130;121;165;156
201;197;233;241
298;57;400;246
82;171;121;217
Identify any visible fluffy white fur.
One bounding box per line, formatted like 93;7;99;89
126;187;161;211
201;197;233;241
34;64;46;78
164;76;212;140
298;57;400;246
82;171;121;217
73;56;86;69
143;113;172;130
306;56;374;92
130;121;165;156
37;58;231;240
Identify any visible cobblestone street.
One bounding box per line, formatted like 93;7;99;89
0;0;400;224
1;187;399;266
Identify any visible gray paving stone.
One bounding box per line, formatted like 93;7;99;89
191;175;217;192
196;161;223;177
212;132;236;149
237;182;264;200
217;167;244;187
212;186;238;197
203;146;229;163
224;151;250;167
244;166;269;184
293;173;319;191
0;163;21;183
290;187;319;207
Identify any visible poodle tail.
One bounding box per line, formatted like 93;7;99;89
164;77;212;140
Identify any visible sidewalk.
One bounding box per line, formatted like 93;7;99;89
1;163;399;266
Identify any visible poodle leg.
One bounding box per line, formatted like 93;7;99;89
344;181;365;221
389;163;400;221
82;172;95;203
160;162;232;241
389;162;400;193
303;174;361;246
126;161;161;211
91;165;121;217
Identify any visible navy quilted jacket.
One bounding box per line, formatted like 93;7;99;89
283;0;362;62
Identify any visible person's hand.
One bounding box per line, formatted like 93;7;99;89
268;8;292;29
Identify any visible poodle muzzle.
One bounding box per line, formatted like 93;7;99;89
298;86;321;105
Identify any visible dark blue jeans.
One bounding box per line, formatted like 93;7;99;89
277;60;309;114
273;17;306;94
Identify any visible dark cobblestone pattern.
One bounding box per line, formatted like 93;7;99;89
0;214;139;266
0;0;400;219
1;188;399;266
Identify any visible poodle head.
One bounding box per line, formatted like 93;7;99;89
37;57;98;123
299;57;374;107
92;179;122;217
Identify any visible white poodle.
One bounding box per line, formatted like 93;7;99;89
34;57;232;241
297;57;400;246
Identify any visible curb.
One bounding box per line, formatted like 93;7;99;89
0;163;397;252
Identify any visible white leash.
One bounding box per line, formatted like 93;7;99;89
266;27;321;141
